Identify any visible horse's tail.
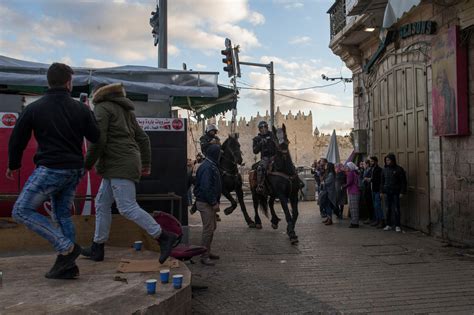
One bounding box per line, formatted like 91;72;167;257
259;194;269;218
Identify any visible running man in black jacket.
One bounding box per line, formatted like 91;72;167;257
6;63;100;279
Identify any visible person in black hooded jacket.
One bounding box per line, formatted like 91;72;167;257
381;153;407;232
194;144;222;266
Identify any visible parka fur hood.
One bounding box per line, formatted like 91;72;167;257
92;83;134;111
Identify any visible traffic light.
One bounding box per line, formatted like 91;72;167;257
221;47;234;77
150;5;160;46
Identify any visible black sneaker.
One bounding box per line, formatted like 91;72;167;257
45;264;79;279
157;231;178;264
45;244;82;278
190;202;197;214
81;242;104;262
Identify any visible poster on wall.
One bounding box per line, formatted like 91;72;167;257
431;25;469;136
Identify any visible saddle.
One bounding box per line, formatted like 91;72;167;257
249;160;275;194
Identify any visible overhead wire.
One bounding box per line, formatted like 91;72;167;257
232;80;353;109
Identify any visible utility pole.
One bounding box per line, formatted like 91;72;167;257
158;0;167;68
239;61;275;127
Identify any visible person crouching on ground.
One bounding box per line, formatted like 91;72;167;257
343;162;361;228
7;63;100;279
82;83;177;263
193;144;222;266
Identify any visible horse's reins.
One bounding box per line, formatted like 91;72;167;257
220;146;242;178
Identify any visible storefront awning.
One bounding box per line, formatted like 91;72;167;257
172;85;237;120
0;55;219;98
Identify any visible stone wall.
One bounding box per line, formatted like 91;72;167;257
334;1;474;245
187;107;354;170
426;2;474;245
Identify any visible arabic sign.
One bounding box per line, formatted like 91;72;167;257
136;118;185;131
0;112;18;128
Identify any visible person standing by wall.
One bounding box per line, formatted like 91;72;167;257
194;144;222;266
343;162;361;228
368;156;384;228
381;153;407;233
321;162;338;225
335;163;348;218
7;63;100;279
362;159;374;224
82;83;177;264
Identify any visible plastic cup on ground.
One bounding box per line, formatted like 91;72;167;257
172;274;183;289
160;269;170;284
133;241;143;251
146;279;157;294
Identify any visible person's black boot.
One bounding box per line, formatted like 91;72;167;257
81;242;105;262
45;244;82;278
157;231;178;264
45;264;80;279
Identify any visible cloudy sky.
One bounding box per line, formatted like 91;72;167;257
0;0;353;134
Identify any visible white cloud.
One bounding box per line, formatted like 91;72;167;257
249;11;265;25
60;56;73;65
236;54;353;131
83;58;119;68
274;0;304;9
0;0;261;63
318;121;353;135
289;36;311;45
195;64;207;69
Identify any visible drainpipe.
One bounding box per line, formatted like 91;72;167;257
439;136;445;239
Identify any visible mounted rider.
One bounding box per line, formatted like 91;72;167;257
253;120;277;193
200;124;221;156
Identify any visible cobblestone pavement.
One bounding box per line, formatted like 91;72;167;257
187;201;474;314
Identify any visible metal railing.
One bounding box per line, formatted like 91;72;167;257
328;0;346;40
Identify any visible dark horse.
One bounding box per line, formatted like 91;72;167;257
220;134;257;228
250;124;300;244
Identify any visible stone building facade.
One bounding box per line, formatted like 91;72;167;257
328;0;474;245
187;107;353;170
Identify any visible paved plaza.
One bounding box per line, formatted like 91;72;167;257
188;201;474;314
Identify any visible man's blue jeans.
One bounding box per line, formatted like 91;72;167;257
12;166;83;253
93;178;162;243
372;192;383;221
385;192;401;227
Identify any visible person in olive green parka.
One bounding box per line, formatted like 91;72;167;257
82;83;177;264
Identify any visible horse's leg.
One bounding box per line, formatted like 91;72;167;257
277;194;295;240
269;196;281;229
289;192;299;243
222;188;238;215
251;189;263;229
236;185;255;228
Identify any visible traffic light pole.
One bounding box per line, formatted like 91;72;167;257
239;61;275;127
158;0;167;68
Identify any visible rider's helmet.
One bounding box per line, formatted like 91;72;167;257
205;124;218;134
258;121;268;130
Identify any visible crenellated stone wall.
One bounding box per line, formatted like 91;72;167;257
187;107;354;169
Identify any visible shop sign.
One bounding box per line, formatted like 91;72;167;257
399;21;436;39
136;117;185;131
0;112;18;128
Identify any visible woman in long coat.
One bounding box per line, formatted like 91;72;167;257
335;163;347;218
321;163;338;225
